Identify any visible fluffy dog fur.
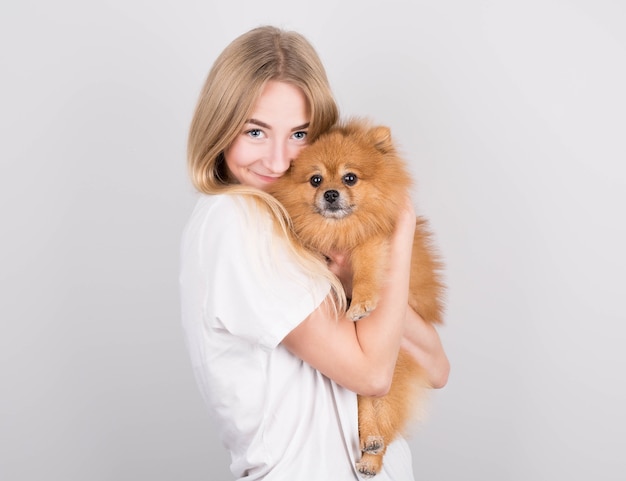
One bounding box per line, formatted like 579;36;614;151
268;119;445;477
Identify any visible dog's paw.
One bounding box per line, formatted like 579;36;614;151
361;435;385;455
347;300;376;320
356;453;383;478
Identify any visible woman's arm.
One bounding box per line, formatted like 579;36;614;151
401;308;450;389
282;198;416;397
324;219;450;390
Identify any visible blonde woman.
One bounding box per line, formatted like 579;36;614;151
180;26;449;480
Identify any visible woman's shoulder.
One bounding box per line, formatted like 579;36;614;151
185;192;275;244
188;193;257;228
193;192;246;215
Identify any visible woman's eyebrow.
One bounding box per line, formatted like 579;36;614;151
246;118;271;129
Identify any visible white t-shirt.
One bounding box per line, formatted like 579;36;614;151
180;194;415;480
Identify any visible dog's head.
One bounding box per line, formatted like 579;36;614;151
269;119;412;248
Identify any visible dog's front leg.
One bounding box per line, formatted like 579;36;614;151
347;237;388;320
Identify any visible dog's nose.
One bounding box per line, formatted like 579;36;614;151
324;190;339;204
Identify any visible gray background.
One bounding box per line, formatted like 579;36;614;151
2;1;625;480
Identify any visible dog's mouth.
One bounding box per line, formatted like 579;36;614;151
317;205;354;219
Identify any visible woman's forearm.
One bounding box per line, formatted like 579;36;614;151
401;307;450;389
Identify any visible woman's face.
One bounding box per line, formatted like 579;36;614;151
224;81;311;191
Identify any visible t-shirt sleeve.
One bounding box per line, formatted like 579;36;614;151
195;195;331;349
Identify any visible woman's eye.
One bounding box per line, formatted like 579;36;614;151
310;175;323;187
293;131;307;140
343;173;358;186
246;129;263;138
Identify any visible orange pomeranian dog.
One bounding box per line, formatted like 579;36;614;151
268;119;445;478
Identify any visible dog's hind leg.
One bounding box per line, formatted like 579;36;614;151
356;396;387;477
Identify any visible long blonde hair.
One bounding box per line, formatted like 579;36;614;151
187;26;346;311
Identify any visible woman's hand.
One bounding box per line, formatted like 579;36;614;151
394;194;417;243
326;250;353;299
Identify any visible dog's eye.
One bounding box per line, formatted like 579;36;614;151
343;173;358;186
310;175;323;187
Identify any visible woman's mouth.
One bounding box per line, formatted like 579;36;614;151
256;173;281;183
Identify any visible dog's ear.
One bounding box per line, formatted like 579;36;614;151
371;126;394;154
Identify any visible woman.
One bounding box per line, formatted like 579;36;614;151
180;25;449;480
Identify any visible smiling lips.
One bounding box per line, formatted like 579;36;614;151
256;172;282;183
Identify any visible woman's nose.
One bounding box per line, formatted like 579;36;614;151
268;142;291;173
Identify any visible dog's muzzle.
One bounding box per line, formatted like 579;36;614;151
317;190;352;218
